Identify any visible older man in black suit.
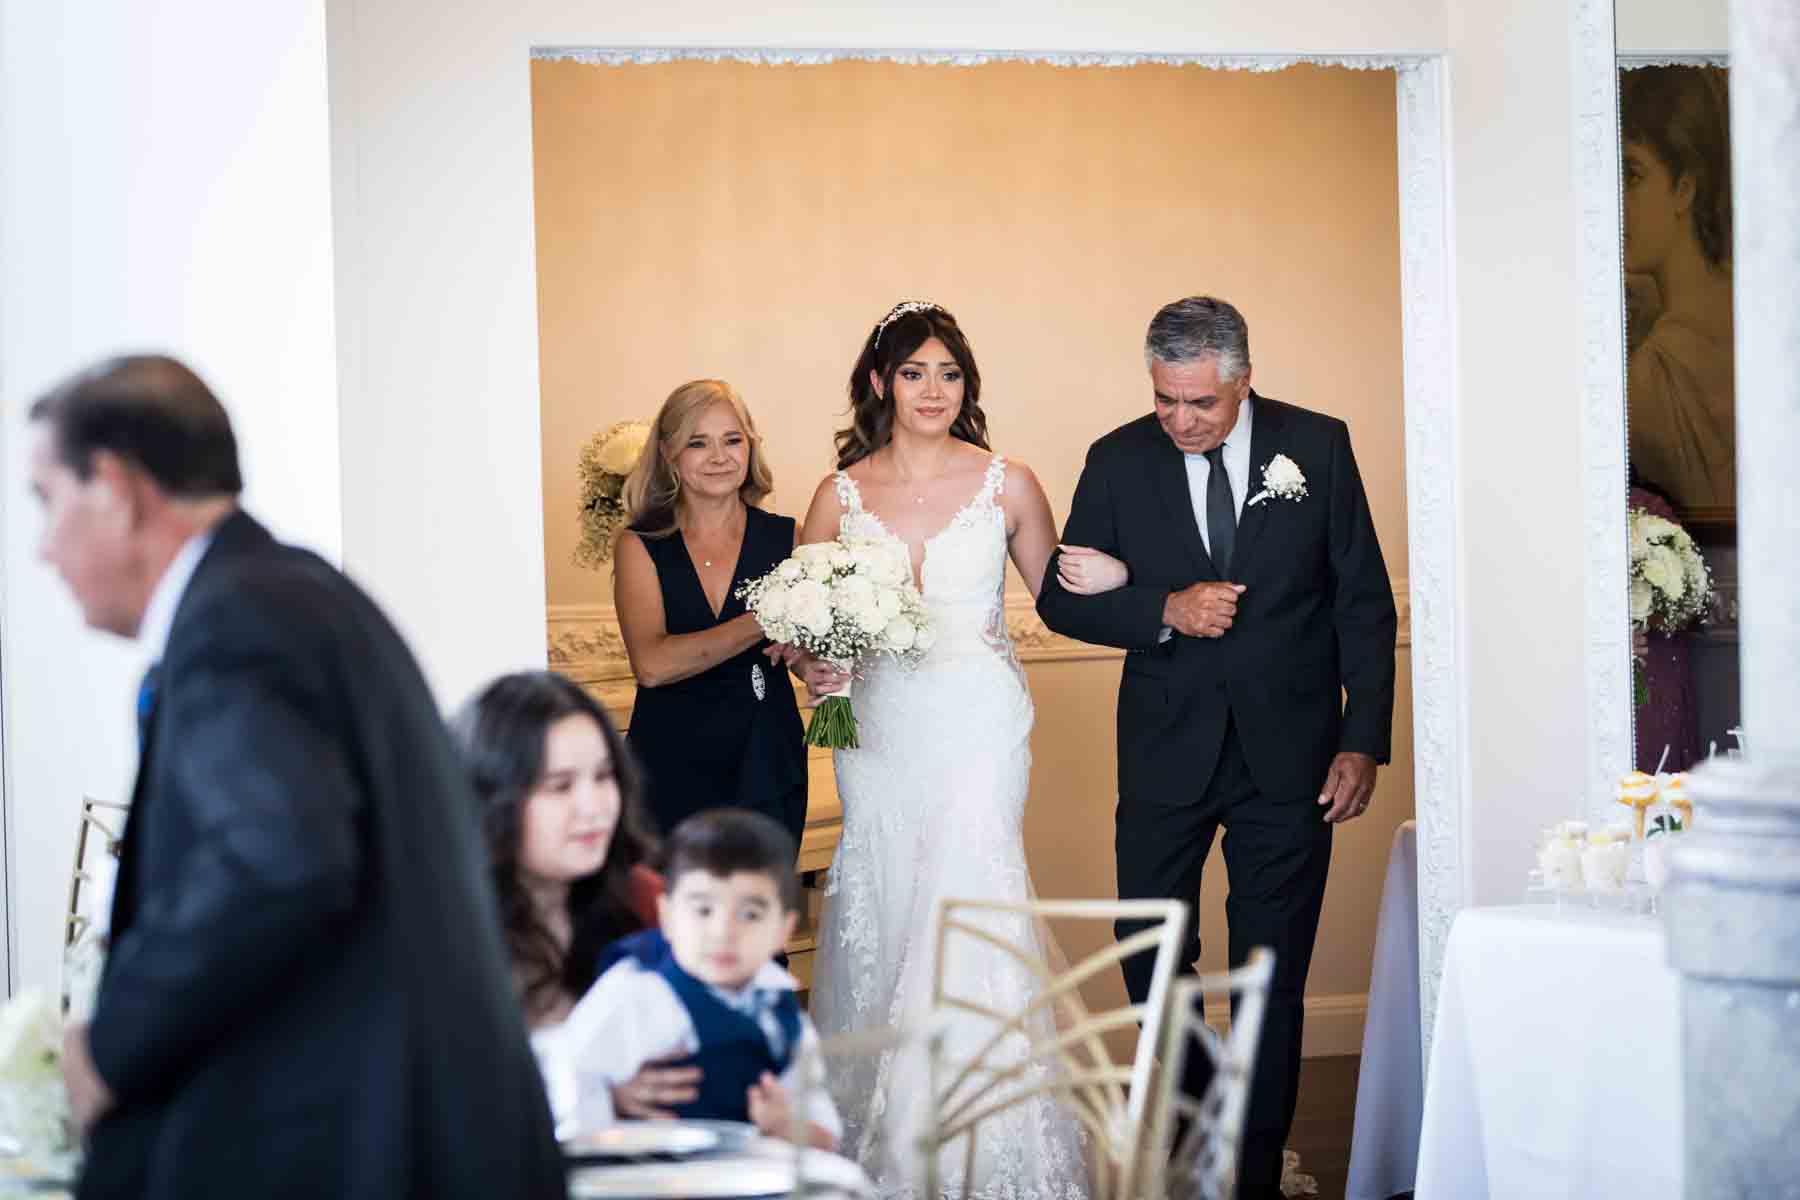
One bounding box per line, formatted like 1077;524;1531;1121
27;356;566;1200
1039;297;1397;1199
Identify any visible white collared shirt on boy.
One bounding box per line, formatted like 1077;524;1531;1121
533;954;841;1139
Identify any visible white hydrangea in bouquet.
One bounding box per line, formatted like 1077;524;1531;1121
736;535;934;748
1628;507;1713;703
0;987;71;1155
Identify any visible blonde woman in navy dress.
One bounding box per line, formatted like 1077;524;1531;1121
613;380;807;848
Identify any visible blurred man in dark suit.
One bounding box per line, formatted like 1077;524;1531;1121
27;355;566;1200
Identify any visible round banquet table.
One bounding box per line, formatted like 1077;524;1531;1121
567;1134;874;1199
1414;904;1682;1199
1346;819;1421;1200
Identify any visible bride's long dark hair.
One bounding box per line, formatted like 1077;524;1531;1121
834;302;990;471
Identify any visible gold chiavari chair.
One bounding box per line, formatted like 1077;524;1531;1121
923;897;1189;1200
65;796;127;948
1145;948;1277;1200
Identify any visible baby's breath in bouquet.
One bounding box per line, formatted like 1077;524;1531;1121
737;535;934;749
0;988;71;1155
1628;508;1713;704
574;419;653;568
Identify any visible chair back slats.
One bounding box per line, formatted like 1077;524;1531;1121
1150;947;1278;1200
926;897;1189;1200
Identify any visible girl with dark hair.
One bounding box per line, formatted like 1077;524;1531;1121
453;670;702;1118
452;670;658;1026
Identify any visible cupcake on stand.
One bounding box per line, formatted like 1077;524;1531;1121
1615;769;1660;842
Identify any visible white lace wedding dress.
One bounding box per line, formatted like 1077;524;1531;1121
811;456;1090;1200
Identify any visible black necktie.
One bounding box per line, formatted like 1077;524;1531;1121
1204;446;1236;578
136;662;162;749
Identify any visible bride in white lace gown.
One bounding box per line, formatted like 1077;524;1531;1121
790;302;1127;1200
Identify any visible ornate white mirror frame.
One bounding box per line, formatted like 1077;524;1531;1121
531;45;1467;1045
1571;0;1634;821
1571;0;1731;823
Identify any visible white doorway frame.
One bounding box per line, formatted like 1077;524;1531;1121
531;44;1469;1049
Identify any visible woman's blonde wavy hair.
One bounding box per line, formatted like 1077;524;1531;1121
619;379;774;544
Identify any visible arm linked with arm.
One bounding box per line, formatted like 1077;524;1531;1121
1326;423;1399;763
1035;447;1170;650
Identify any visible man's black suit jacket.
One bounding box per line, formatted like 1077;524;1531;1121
1038;396;1397;805
82;511;565;1200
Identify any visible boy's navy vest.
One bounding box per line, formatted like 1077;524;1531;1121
611;929;803;1124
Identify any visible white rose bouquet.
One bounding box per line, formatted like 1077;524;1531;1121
0;987;71;1155
736;535;934;748
574;418;654;568
1628;508;1712;704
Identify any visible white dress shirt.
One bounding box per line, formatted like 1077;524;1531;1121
137;527;216;662
1159;399;1253;643
1182;393;1253;556
532;954;842;1138
87;527;215;935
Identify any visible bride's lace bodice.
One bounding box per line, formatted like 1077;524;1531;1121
833;454;1021;678
814;455;1087;1200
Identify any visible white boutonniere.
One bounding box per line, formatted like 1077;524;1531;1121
1246;454;1308;507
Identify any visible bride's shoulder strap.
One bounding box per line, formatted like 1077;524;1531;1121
833;468;861;512
983;454;1009;500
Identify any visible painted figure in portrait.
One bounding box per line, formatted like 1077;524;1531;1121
1621;64;1733;515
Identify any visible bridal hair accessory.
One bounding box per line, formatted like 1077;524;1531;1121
872;300;941;349
1245;453;1308;507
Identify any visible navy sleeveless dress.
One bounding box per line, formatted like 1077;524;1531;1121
627;506;807;849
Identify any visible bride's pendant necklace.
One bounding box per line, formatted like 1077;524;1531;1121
895;452;946;506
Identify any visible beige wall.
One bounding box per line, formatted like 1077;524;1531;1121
2;0;340;993
533;59;1411;1052
534;59;1407;605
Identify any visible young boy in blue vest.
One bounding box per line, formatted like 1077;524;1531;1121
543;808;841;1149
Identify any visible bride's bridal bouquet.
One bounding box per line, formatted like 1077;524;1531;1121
737;535;934;749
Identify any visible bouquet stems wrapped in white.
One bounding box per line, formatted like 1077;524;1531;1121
1628;507;1712;704
736;535;934;749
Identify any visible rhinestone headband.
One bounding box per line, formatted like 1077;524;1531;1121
872;300;941;349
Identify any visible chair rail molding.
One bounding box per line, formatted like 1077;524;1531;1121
531;44;1464;1065
548;582;1413;684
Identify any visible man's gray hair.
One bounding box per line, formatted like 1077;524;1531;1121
1144;296;1251;382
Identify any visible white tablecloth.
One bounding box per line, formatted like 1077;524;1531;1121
1415;905;1682;1199
568;1136;872;1198
1347;820;1420;1200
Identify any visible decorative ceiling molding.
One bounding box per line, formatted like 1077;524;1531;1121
1618;54;1728;69
530;47;1426;73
